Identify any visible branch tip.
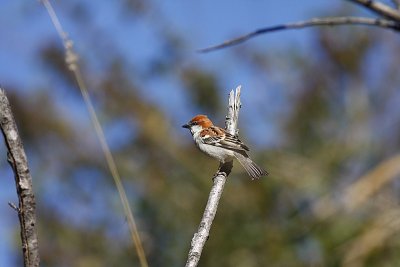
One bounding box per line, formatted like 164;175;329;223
198;16;400;52
8;202;20;213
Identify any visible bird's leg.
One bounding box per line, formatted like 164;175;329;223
212;161;233;181
212;162;223;181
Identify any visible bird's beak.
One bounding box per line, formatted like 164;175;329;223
182;124;190;129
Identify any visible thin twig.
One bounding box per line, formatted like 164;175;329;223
0;89;40;267
39;1;148;266
199;16;400;52
8;202;20;213
185;86;242;267
346;0;400;21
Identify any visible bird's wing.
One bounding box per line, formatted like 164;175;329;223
200;126;249;151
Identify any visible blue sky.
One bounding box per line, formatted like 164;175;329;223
0;1;375;265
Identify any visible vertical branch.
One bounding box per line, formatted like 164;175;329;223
0;89;40;267
185;85;242;267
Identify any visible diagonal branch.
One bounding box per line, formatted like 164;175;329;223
346;0;400;21
185;86;242;267
0;89;40;267
199;16;400;52
39;1;148;266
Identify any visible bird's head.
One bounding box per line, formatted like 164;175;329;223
182;114;213;134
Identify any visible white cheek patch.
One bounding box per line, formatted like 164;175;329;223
190;125;203;135
202;134;210;138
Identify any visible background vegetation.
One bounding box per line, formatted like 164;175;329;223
1;1;400;266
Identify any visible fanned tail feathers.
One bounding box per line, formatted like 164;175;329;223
234;152;268;180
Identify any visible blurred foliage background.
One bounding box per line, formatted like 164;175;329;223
1;1;400;266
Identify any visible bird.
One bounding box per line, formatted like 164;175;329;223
182;114;268;179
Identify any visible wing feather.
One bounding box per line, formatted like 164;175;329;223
201;126;249;151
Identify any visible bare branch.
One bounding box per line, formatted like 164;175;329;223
0;89;40;267
185;86;242;267
199;16;400;52
347;0;400;21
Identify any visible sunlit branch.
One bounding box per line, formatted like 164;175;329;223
0;89;40;267
185;86;242;267
199;16;400;52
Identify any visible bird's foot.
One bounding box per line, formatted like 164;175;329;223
212;171;227;182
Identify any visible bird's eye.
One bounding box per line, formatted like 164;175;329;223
191;121;198;125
